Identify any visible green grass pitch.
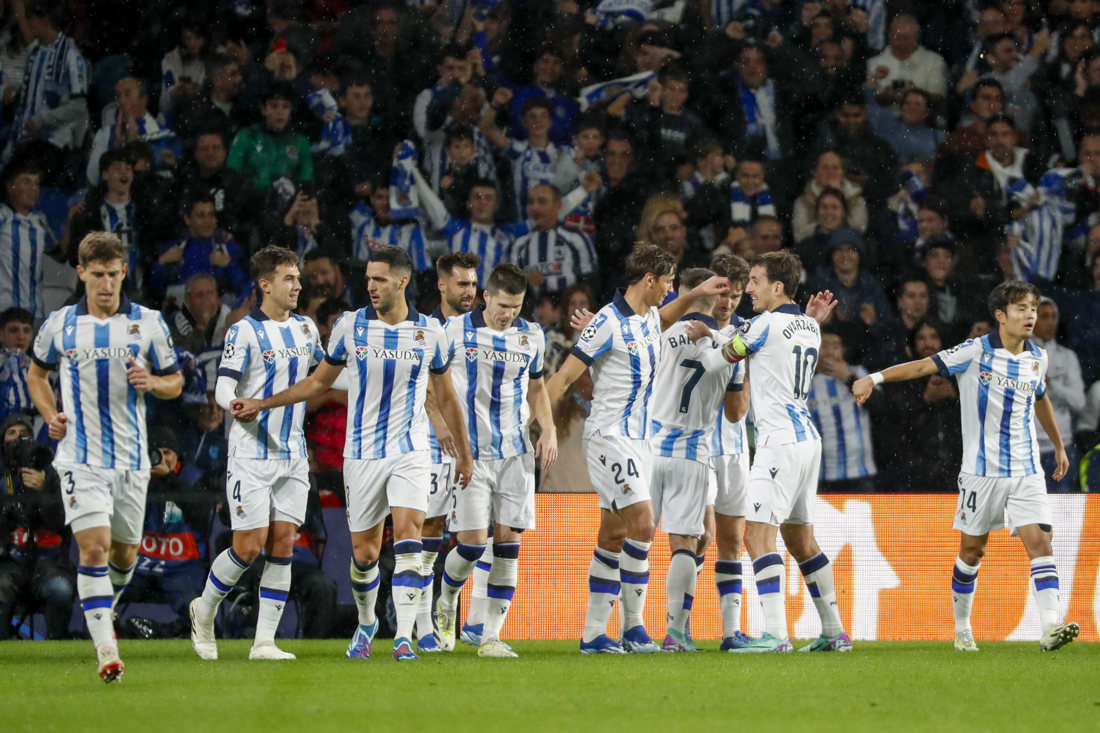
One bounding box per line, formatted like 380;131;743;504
1;640;1096;732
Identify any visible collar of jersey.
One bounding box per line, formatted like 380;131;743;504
986;328;1036;355
469;306;520;332
680;312;718;329
774;303;801;316
430;307;446;325
613;290;639;317
364;300;421;323
76;294;134;317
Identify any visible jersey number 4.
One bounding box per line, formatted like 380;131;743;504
611;459;639;485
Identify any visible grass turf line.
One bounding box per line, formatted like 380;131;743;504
0;640;1096;732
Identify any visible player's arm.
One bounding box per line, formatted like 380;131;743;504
724;381;749;423
804;290;838;323
27;362;67;440
527;376;558;471
544;353;588;406
851;358;939;406
231;359;343;422
658;276;730;331
1034;395;1069;481
425;379;459;458
430;369;474;487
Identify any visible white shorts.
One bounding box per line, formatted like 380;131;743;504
452;454;535;532
953;472;1052;536
584;431;653;511
746;441;822;526
226;456;309;531
427;459;456;519
710;452;750;517
650;455;709;537
344;451;430;532
56;462;150;545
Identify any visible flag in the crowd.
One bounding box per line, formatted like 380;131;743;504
578;71;656;111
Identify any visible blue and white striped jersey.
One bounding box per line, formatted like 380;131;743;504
427;308;453;465
7;32;87;153
0;204;54;320
505;139;564;215
437;217;529;284
218;307;324;461
97;200;140;287
349;202;431;272
572;291;662;440
444;308;545;461
0;349;33;416
510;226;597;294
325;303;451;460
807;368;877;481
650;314;740;463
710;321;748;457
31;296;179;469
722;304;820;446
932;331;1047;478
1005;170;1077;283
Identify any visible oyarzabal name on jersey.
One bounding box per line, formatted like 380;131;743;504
782;319;819;340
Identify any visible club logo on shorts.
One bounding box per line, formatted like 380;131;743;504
960;512;967;521
262;350;276;363
979;371;993;385
622;483;632;496
69;496;78;509
753;502;761;512
356;346;369;360
466;347;479;362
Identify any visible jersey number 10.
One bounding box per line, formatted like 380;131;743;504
792;346;818;400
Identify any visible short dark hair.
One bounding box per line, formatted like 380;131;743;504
206;53;239;79
2;159;40;187
78;232;125;268
971;77;1004;99
709;253;750;288
751;250;803;300
370;245;413;275
688;136;723;163
486;264;528;296
658;63;690;86
0;306;33;329
262;81;297;104
679;268;716;308
624;243;676;285
444;125;475;147
440;42;469;61
98;148;131;175
26;0;68;27
815;186;848;214
339;73;372;97
983;31;1017;54
987;280;1040;319
521;97;553;117
436;251;482;276
986;113;1016;130
250;245;299;282
183;190;216;217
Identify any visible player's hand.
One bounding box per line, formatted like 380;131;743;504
1051;447;1070;481
683;319;713;343
435;424;459;458
535;426;558;472
806;290;838;323
691;275;730;299
231;398;262;423
851;375;873;405
47;412;67;440
570;307;594;333
210;247;232;269
21;467;46;490
453;455;474;489
150;459;172;479
126;359;156;391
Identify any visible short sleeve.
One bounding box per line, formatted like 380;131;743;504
726;313;770;359
303;316;325;366
430;322;452;374
325;312;350;365
218;322;251;379
932;339;983;378
529;327;546;379
147;312;181;376
31;311;62;370
572;311;615;366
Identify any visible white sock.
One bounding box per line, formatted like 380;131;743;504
417;536;443;637
665;549;697;636
481;542;519;642
108;560;135;609
714;560;743;637
619;539;651;631
254;555;292;645
951;557;980;634
798;552;844;637
583;547;620;642
392;540;423;640
439;542;484;613
468;541;493;627
349;558;379;626
197;548;251;620
1029;555;1061;630
753;553;787;639
78;565;115;650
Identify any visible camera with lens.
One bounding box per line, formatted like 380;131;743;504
2;435;53;472
149;447;163;468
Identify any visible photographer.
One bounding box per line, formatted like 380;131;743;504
0;414;74;640
119;426;217;638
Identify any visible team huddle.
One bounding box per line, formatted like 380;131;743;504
31;231;1079;682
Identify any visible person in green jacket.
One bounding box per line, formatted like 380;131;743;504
227;82;313;193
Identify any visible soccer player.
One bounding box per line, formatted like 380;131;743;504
691;250;852;653
648;267;744;652
188;245;326;662
853;280;1079;652
416;251;481;653
232;245;473;661
545;243;727;654
28;232;182;682
434;264;557;658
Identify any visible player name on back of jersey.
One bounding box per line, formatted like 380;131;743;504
781;317;819;340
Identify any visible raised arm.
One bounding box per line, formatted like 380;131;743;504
658;276;730;331
851;357;939;406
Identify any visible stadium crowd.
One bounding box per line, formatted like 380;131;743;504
1;0;1099;642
